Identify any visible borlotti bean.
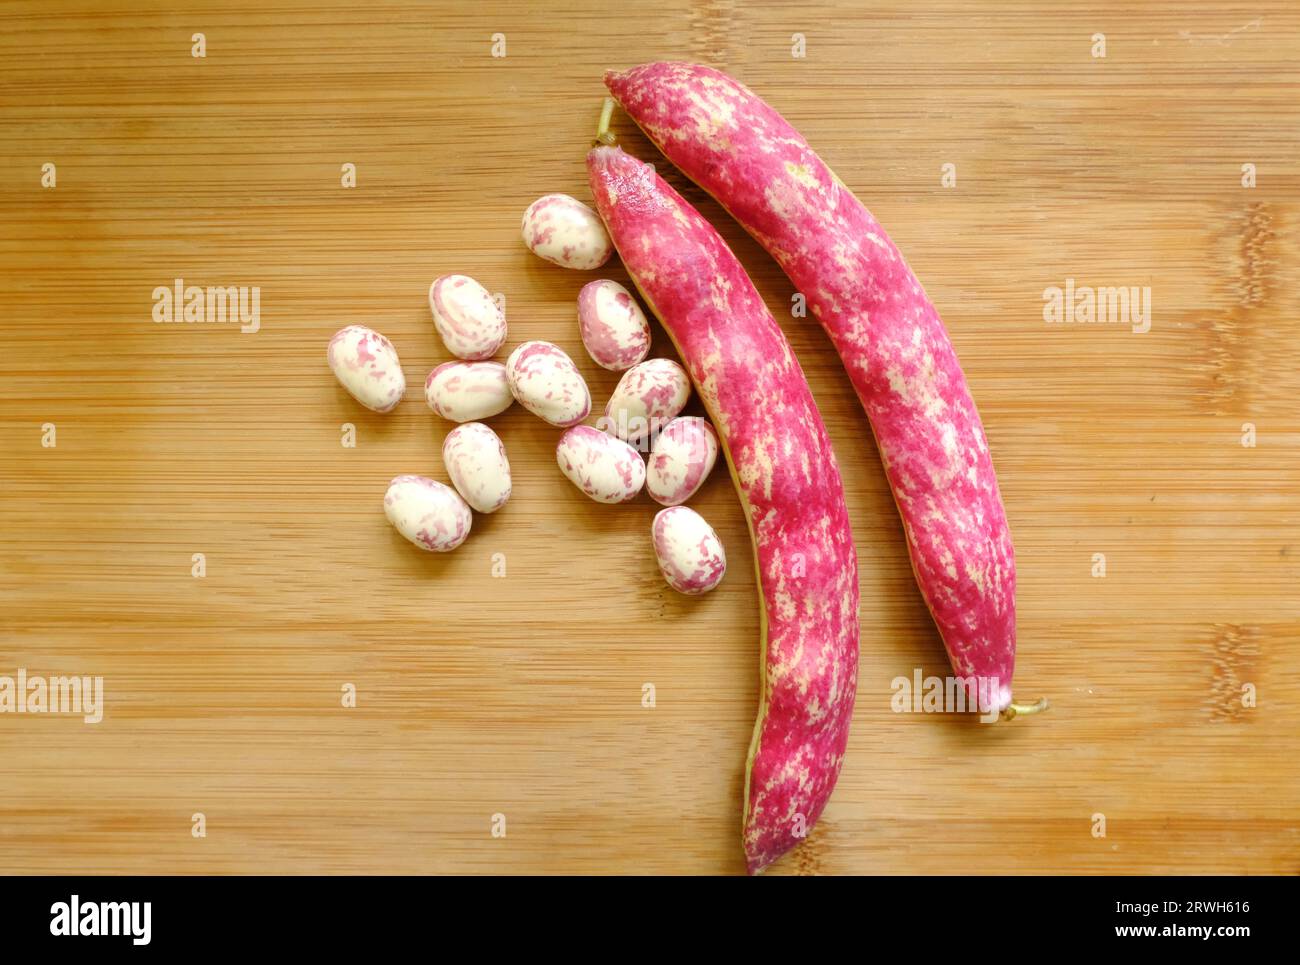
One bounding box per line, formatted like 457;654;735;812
577;279;651;370
442;423;512;513
521;194;612;270
555;425;645;504
327;325;406;413
383;474;471;552
651;506;725;594
425;360;513;422
607;64;1046;721
601;358;690;445
505;340;592;428
646;416;719;506
428;274;507;360
589;145;858;874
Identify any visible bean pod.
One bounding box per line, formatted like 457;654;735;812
577;279;651;370
646;416;719;506
505;340;592;428
383;475;471;552
327;325;406;413
442;423;512;514
607;63;1025;715
428;274;507;360
652;506;726;594
555;425;646;504
521;194;613;270
425;361;513;423
589;145;859;875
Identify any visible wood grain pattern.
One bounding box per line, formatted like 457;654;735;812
1;0;1297;875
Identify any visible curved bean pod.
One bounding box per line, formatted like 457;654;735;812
607;63;1027;716
589;144;859;875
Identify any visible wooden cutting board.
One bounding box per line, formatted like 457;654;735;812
2;0;1297;875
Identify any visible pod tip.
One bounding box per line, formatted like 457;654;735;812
1001;697;1050;721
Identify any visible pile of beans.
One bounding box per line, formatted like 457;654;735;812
327;194;726;595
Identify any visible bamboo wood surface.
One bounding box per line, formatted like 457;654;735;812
1;0;1298;875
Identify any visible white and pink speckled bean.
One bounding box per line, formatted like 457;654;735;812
327;325;406;413
428;274;507;360
577;279;651;370
505;340;592;428
521;194;612;270
383;474;471;552
442;423;511;514
602;358;691;444
651;506;726;595
425;360;513;423
646;416;719;506
555;425;645;504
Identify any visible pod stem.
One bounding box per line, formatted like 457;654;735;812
594;97;617;146
1001;697;1050;721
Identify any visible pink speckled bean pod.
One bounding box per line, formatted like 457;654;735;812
425;360;514;423
383;474;471;552
588;145;859;875
442;423;512;514
577;279;651;370
646;416;719;507
428;274;507;361
652;506;726;594
606;63;1034;718
555;424;645;504
327;325;406;413
601;358;690;447
505;340;592;428
521;194;612;270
